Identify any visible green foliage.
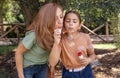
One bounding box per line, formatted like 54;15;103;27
62;0;120;34
0;45;16;55
69;1;119;24
0;0;120;37
2;0;20;23
0;69;11;78
16;14;24;23
0;0;24;23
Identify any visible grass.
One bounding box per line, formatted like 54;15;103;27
93;43;117;49
0;68;11;78
0;45;17;54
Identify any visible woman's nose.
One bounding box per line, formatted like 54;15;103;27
58;19;63;24
57;20;63;28
57;23;62;28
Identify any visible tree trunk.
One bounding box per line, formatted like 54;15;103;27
0;15;4;36
16;0;40;26
0;1;4;36
16;0;67;26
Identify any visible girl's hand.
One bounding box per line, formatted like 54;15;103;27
79;57;91;66
54;28;62;45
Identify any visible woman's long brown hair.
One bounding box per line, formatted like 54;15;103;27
27;3;63;51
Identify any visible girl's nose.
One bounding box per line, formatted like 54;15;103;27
70;21;73;25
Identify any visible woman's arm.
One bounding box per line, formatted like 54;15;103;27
48;43;61;78
15;42;28;78
48;28;62;78
49;28;62;67
49;43;61;67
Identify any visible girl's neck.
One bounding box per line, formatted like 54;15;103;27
67;32;80;40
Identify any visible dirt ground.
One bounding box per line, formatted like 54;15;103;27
53;48;120;78
0;48;120;78
93;48;120;78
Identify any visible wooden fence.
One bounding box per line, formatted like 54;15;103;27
0;22;114;45
0;23;25;45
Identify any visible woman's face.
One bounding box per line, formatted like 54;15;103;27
55;7;63;29
64;13;80;34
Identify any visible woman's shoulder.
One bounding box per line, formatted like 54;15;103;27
22;30;36;49
23;30;36;40
25;30;35;36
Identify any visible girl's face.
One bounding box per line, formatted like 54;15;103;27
55;7;63;29
64;13;80;34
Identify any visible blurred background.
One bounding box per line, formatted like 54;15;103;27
0;0;120;78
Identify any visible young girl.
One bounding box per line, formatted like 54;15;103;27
49;10;96;78
15;3;63;78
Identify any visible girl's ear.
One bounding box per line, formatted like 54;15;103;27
79;23;82;29
77;23;82;32
80;23;82;26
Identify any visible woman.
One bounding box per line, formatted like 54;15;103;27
15;2;63;78
49;10;96;78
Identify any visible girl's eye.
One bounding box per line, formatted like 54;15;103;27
65;20;70;22
73;21;77;23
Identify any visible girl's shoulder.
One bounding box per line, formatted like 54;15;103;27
80;33;92;43
80;32;89;38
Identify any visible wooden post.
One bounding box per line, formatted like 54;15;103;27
106;22;109;42
16;25;20;44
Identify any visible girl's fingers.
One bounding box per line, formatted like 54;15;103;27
79;58;89;65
